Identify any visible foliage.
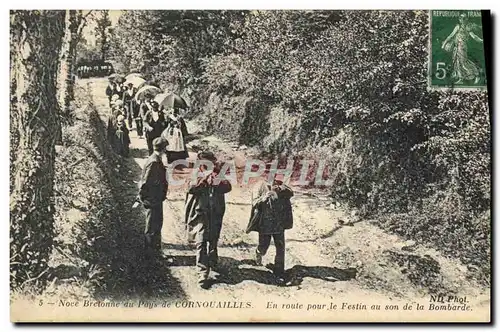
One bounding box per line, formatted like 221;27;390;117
94;10;112;61
76;37;102;64
109;10;491;282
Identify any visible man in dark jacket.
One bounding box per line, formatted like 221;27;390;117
143;101;167;155
139;137;169;255
185;151;232;289
246;174;293;282
122;83;137;130
105;80;116;107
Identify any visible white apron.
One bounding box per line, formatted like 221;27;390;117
162;114;185;152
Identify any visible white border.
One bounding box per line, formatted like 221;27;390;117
1;1;498;331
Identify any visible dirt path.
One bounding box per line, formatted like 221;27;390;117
86;78;490;320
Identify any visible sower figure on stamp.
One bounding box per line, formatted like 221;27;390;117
184;151;232;289
138;137;169;257
246;173;294;284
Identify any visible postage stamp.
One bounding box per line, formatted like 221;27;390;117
428;10;487;90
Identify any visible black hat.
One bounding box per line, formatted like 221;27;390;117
152;137;168;151
150;100;159;110
197;151;217;162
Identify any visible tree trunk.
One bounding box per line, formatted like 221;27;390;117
10;10;65;291
58;10;82;118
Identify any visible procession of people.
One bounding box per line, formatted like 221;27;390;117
104;72;294;289
78;61;114;78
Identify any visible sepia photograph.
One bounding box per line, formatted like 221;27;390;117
9;8;491;323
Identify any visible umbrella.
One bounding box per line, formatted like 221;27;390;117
155;93;188;110
135;85;162;102
125;72;144;81
108;73;125;83
153;93;170;109
124;76;146;89
108;73;118;81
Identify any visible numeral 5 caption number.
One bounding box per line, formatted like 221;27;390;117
435;62;447;80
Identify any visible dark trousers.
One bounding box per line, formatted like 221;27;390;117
126;110;133;129
195;220;222;282
257;232;285;275
146;134;155;155
135;118;143;137
144;203;163;252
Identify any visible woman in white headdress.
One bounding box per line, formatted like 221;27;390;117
162;107;189;164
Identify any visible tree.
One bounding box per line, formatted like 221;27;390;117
57;10;93;116
95;10;111;61
10;10;65;290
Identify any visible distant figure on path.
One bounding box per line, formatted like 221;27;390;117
246;174;294;284
115;82;125;101
105;80;116;107
107;100;124;148
115;115;130;157
184;151;232;289
122;83;137;130
143;101;167;155
138;137;169;255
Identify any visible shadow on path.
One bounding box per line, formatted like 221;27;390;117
200;257;357;289
90;104;186;301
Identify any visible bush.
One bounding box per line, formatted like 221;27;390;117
49;86;123;296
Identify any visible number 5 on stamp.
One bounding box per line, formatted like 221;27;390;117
429;10;487;90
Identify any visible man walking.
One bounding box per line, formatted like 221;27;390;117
143;101;167;155
185;151;232;289
138;137;169;255
246;174;294;284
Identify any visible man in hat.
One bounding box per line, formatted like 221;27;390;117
106;80;116;107
138;137;169;255
122;82;137;130
246;173;294;284
143;100;168;155
184;151;232;288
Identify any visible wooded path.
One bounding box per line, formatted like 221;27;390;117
88;77;489;321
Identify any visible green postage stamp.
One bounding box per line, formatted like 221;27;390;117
429;10;487;90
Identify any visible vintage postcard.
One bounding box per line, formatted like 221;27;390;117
10;9;491;322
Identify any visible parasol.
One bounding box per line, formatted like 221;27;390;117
125;72;144;81
124;76;146;89
108;73;118;81
108;73;125;83
135;85;162;102
153;93;169;109
155;93;189;110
